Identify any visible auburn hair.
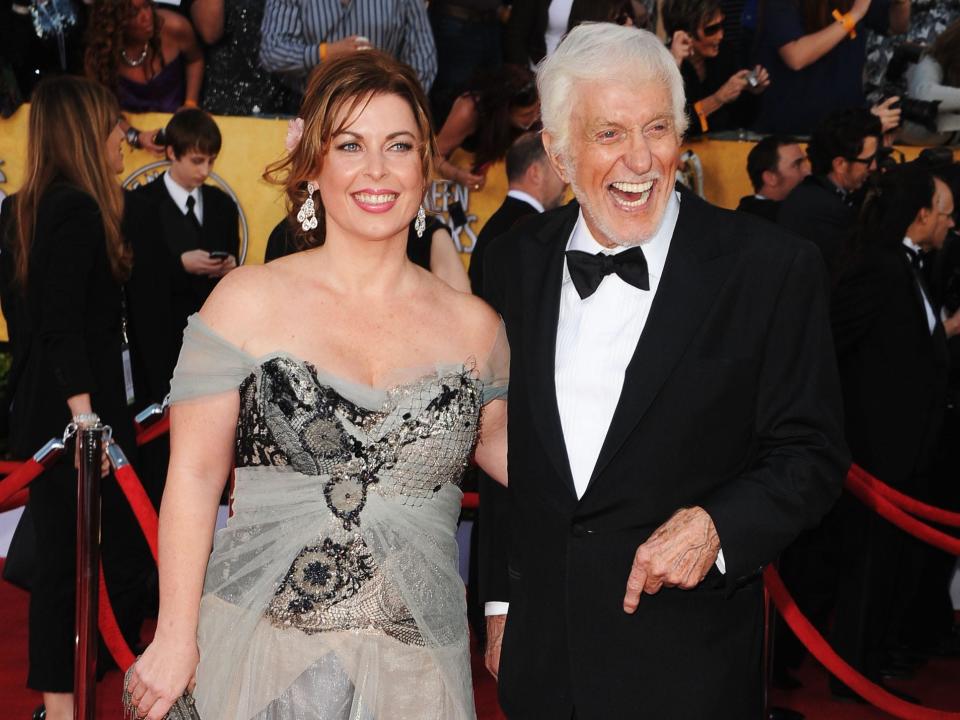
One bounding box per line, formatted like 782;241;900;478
11;76;131;290
264;50;436;250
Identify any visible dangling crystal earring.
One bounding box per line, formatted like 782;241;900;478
297;181;319;232
415;205;426;238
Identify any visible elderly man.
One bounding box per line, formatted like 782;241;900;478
481;24;847;718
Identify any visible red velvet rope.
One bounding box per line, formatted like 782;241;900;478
845;472;960;556
462;491;478;510
764;565;960;719
98;560;137;671
849;464;960;528
0;459;44;509
0;460;25;475
136;415;170;447
113;464;159;563
0;489;29;513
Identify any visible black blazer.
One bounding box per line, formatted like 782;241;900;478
470;194;539;295
736;194;781;224
0;185;136;455
482;187;847;719
779;174;856;277
832;244;948;490
123;174;240;404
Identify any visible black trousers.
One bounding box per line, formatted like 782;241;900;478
27;457;154;692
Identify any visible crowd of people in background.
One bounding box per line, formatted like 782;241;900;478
1;1;960;719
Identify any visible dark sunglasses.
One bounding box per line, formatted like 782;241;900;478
701;20;724;36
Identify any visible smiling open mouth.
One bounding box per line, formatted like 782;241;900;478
609;180;654;209
353;192;398;205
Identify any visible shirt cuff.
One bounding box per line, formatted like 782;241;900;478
716;548;726;574
484;601;509;616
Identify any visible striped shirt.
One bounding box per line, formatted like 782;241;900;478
259;0;437;92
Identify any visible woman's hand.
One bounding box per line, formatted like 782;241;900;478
124;637;199;720
714;69;751;105
871;95;902;133
457;168;486;191
670;30;694;67
745;65;770;94
140;128;166;155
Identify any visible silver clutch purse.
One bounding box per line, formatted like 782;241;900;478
123;663;201;720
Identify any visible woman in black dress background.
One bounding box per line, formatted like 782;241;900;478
0;76;153;720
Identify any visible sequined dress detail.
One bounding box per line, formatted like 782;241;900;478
168;314;507;720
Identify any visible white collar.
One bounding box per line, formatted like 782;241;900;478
162;171;201;214
902;236;924;255
506;189;545;214
564;190;680;285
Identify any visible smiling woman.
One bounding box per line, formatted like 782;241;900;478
121;51;508;720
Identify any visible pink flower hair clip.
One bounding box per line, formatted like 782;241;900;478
285;117;305;152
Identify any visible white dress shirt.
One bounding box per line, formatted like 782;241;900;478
544;0;574;58
506;189;544;214
163;172;204;225
903;237;937;334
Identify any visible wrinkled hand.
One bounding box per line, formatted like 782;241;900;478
485;614;506;679
458;168;486;191
715;70;751;105
746;65;771;94
871;96;902;133
326;35;373;60
623;506;720;613
139;128;166;155
670;30;694;66
181;250;227;277
124;637;198;720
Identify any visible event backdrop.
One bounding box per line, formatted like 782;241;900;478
0;107;939;341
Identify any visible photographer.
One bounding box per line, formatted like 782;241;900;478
663;0;770;136
901;20;960;144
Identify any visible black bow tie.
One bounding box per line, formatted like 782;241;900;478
565;247;649;300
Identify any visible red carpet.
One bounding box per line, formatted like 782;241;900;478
1;561;955;719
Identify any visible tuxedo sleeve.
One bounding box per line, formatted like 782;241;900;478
477;234;513;608
700;242;848;586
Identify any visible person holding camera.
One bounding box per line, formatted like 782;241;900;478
663;0;770;136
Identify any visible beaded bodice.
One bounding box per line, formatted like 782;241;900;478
233;356;485;642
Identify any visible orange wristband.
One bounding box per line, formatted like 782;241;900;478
693;101;709;133
832;9;857;39
182;99;198;108
319;42;328;62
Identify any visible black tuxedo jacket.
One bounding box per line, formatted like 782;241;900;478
832;245;948;490
482;187;847;719
470;195;539;295
124;174;240;403
779;175;856;277
736;194;781;224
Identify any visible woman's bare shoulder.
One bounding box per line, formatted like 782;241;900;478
197;263;289;348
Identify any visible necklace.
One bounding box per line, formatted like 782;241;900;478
121;43;149;67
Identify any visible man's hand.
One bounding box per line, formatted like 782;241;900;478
325;35;372;60
623;506;720;613
485;614;506;679
871;96;902;134
181;250;228;277
944;308;960;338
211;254;237;278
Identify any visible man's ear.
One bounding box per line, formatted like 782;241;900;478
165;145;176;163
540;131;570;184
831;156;847;180
761;168;779;190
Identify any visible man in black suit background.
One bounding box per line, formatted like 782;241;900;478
736;135;809;223
779;109;882;276
482;24;847;719
830;162;958;697
469;131;567;295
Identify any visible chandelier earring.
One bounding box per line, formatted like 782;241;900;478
415;205;426;238
297;181;319;232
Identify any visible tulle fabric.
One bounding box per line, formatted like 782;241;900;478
166;314;508;720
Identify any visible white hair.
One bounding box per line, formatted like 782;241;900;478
537;23;689;159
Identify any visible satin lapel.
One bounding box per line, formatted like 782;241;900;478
585;190;737;493
521;204;579;497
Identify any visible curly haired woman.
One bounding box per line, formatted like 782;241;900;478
85;0;204;116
